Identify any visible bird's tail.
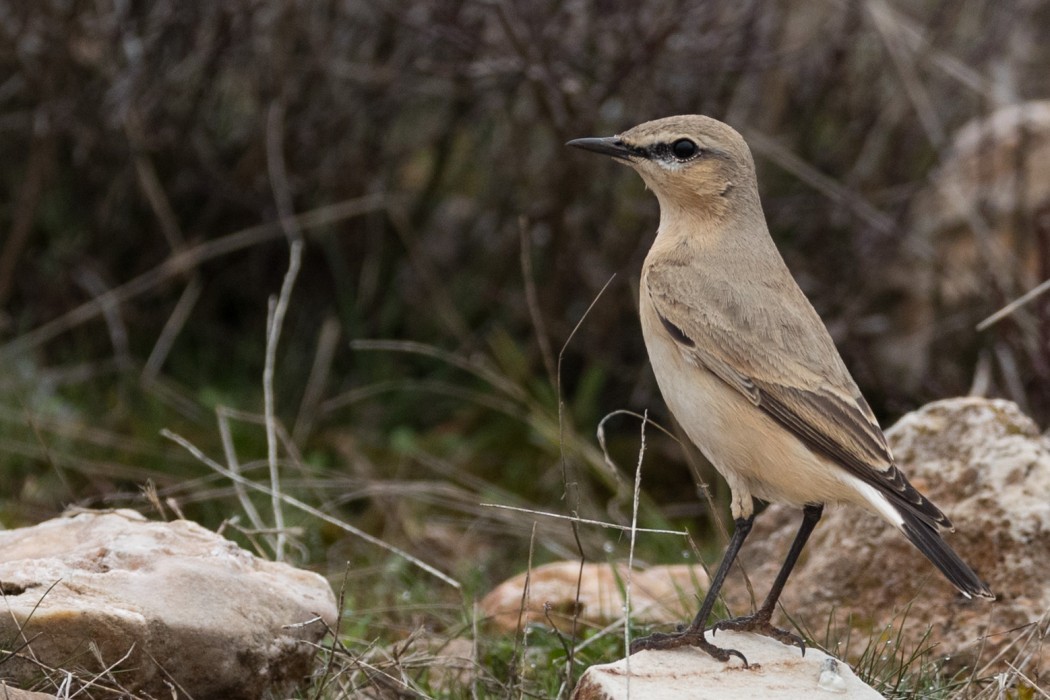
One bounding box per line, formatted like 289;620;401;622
898;507;994;600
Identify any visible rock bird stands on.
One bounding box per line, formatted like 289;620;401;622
568;115;994;666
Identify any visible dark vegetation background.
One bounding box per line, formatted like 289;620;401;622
1;0;1048;609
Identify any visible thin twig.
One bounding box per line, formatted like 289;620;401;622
124;107;187;253
552;271;620;695
17;394;73;500
293;315;341;444
512;522;538;700
977;277;1050;331
311;562;351;700
349;339;527;403
73;268;130;370
866;0;946;148
519;217;557;388
597;409;679;526
262;243;302;562
558;273;618;512
142;277;203;384
0;110;52;306
385;206;472;344
864;0;1017;298
843;0;996;99
743;129;895;234
0;195;386;362
216;405;268;536
479;503;685;536
73;643;140;699
161;428;460;588
624;408;648;688
264;100;306;561
597;409;681;450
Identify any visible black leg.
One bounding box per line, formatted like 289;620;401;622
630;511;756;666
712;503;823;655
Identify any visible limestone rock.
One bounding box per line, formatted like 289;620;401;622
732;398;1049;675
877;100;1050;394
0;510;337;700
571;631;881;699
481;561;707;632
422;636;476;692
0;684;59;700
914;101;1050;253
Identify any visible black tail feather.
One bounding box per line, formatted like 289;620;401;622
899;508;994;600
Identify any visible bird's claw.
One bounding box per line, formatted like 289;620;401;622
630;629;750;668
711;614;806;656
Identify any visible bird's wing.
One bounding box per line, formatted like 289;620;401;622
646;262;952;531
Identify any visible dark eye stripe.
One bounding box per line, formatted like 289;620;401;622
647;139;703;162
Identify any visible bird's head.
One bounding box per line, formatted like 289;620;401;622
568;115;760;220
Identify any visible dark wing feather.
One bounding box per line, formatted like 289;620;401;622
755;382;950;530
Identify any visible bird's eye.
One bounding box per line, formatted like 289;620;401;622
671;139;699;160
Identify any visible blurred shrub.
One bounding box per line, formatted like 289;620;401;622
1;0;1048;532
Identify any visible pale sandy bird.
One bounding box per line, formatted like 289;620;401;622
568;115;993;666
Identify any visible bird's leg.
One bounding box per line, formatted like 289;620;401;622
712;503;824;655
630;512;756;666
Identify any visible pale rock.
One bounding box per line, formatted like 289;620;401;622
732;398;1050;675
423;636;476;692
876;100;1050;393
571;631;881;699
915;101;1050;249
0;685;58;700
480;561;707;632
0;510;337;700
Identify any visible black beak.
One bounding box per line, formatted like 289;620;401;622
566;136;635;161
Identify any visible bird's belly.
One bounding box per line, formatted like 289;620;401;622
641;323;855;513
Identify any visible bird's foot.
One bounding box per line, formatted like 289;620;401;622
711;612;805;656
630;627;749;667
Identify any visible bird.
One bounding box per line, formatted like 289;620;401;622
567;115;993;666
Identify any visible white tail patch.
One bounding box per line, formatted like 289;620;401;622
839;473;904;529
